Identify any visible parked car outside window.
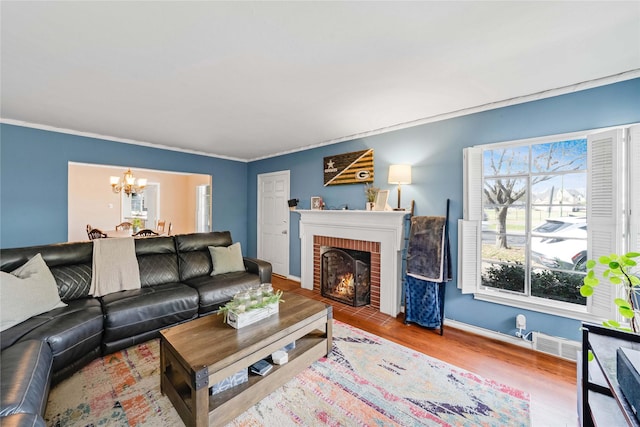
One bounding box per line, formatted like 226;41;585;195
531;217;587;271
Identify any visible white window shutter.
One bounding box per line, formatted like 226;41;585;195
459;146;483;294
458;219;480;293
463;147;483;221
628;125;640;254
587;129;624;319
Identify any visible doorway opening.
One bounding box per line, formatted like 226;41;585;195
121;183;159;229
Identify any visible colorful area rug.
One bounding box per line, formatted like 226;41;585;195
45;321;530;426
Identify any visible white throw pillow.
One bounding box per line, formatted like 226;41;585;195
209;242;245;275
0;253;67;332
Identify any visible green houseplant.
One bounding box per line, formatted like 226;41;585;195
580;252;640;333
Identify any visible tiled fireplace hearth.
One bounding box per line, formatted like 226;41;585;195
297;210;407;316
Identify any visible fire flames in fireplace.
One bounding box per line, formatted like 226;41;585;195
321;247;370;307
336;272;354;298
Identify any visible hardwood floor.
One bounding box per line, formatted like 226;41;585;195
273;275;578;427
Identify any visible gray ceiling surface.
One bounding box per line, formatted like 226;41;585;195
2;1;639;161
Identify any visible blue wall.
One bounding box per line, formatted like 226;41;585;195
247;78;640;341
0;125;249;249
2;79;639;341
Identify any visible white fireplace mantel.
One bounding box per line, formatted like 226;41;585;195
296;209;408;316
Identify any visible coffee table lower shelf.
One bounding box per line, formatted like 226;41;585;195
160;301;332;427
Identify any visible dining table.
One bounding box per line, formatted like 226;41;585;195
103;229;134;238
103;229;167;238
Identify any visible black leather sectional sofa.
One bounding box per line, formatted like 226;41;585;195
0;231;271;427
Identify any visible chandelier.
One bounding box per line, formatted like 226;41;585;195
110;168;147;196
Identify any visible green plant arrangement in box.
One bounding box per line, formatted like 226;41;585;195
218;286;284;324
580;252;640;333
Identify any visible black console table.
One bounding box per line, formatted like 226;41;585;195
580;322;640;426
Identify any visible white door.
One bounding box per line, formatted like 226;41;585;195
195;184;211;232
258;171;290;277
144;183;159;229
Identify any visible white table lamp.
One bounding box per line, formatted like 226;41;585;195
388;164;412;211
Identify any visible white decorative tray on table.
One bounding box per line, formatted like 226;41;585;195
220;284;283;329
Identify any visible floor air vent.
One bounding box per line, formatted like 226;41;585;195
532;332;581;361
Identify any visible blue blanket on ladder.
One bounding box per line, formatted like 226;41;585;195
404;275;442;328
404;213;452;330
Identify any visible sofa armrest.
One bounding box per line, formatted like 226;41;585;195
243;257;272;284
1;340;52;418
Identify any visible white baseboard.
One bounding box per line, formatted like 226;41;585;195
444;318;534;350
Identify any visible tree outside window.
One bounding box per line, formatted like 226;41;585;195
480;139;588;305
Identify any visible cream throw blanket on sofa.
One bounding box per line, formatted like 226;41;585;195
90;237;141;297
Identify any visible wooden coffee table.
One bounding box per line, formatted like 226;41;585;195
159;291;332;427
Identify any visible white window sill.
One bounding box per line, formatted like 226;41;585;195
473;290;608;323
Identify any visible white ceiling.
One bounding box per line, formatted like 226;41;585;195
2;1;639;161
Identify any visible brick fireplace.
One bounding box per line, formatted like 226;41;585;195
315;236;380;309
297;210;407;316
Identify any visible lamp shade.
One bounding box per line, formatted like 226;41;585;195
388;164;412;184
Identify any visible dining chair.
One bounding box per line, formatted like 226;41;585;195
115;221;133;231
156;220;166;233
133;229;159;237
167;222;173;235
87;228;107;240
86;224;92;233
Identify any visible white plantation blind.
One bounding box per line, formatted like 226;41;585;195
459;147;483;293
458;219;479;293
463;147;483;221
629;125;640;254
587;129;624;319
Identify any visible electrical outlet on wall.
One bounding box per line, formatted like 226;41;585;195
516;314;526;330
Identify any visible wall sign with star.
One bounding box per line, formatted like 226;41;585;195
323;149;374;186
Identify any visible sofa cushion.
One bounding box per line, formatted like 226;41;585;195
6;298;103;376
209;242;245;275
184;271;261;315
175;232;233;280
1;254;67;332
0;242;93;273
0;340;52;418
135;237;180;286
1;241;94;301
100;282;199;348
51;263;92;301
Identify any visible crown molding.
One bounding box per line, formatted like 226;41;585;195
2;69;638;163
248;69;640;161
